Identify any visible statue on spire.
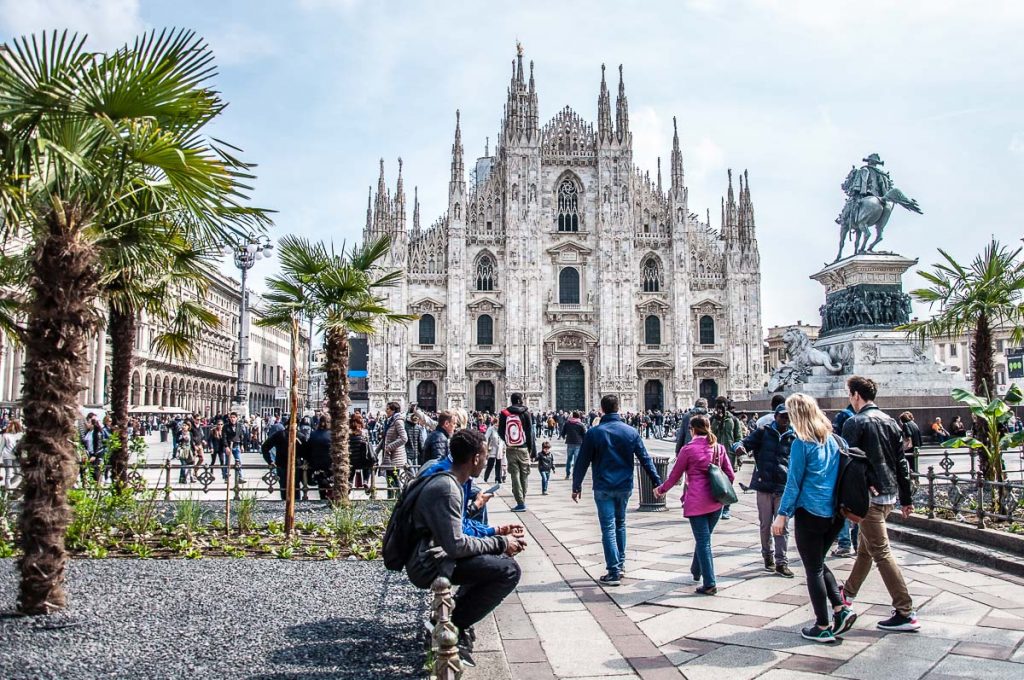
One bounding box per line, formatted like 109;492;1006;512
833;153;922;262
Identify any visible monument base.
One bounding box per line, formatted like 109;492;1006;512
786;329;964;399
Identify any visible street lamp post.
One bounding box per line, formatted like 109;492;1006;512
225;236;274;418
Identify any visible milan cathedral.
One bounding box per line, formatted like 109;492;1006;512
363;48;763;414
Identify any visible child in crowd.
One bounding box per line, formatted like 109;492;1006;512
537;441;555;495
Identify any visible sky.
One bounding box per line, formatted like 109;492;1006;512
2;0;1023;330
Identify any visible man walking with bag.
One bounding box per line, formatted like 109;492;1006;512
840;376;920;632
499;393;537;512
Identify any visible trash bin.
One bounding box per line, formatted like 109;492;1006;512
160;428;168;443
637;456;670;512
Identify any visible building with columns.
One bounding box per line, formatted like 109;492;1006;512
0;251;307;418
364;49;763;414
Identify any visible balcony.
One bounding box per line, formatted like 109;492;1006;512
544;302;595;323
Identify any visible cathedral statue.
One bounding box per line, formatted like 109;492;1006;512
834;153;923;262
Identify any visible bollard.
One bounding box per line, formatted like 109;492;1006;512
430;577;461;680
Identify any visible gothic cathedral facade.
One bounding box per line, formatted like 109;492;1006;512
364;50;763;414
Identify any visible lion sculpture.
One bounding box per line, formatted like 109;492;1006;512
782;328;843;373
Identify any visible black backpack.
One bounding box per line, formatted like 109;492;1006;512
833;435;871;523
382;471;454;571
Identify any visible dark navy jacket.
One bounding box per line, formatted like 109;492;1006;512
737;420;795;495
572;413;662;493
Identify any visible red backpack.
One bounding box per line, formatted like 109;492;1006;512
502;409;527;447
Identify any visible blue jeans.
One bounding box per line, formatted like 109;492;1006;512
595;488;631;576
565;445;581;476
837;518;859;551
540;471;550;493
689;509;722;588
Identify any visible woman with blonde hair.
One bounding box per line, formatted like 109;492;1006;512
772;393;855;643
653;413;735;595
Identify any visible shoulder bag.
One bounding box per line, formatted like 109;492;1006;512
708;443;738;505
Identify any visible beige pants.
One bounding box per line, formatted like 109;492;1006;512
506;447;531;506
843;503;914;615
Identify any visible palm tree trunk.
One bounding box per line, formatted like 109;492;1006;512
18;205;101;615
972;312;998;482
972;312;995;398
325;329;351;503
108;307;136;486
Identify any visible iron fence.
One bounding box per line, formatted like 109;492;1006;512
910;446;1024;527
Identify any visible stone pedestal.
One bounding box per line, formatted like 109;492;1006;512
767;253;965;399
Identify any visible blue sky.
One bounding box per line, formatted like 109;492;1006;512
3;0;1022;329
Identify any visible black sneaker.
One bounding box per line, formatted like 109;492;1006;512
695;585;717;595
775;564;794;579
763;556;775;572
801;625;837;643
458;646;477;668
877;610;920;632
599;573;621;587
832;607;857;636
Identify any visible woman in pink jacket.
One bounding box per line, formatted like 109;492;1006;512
653;414;735;595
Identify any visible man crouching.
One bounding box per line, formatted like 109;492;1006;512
406;428;526;666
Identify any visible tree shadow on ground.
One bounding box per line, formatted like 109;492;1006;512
249;616;425;680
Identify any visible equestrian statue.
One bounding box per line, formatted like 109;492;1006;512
834;153;922;262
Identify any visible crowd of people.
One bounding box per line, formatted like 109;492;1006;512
388;375;942;667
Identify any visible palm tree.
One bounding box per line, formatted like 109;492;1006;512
0;30;267;614
261;235;411;504
98;222;221;484
900;240;1024;398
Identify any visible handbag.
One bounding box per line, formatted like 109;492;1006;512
708;444;738;505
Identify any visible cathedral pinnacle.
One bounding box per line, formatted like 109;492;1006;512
450;109;465;198
671;115;684;195
615;64;629;141
413;185;421;232
598;63;612;142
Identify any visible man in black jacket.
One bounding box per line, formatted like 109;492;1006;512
840;376;920;632
423;411;455;463
734;404;796;577
674;398;708;454
261;426;301;500
560;411;587;479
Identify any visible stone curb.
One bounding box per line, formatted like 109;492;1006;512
886;519;1024;578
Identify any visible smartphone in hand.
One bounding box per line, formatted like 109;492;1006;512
484;484;501;496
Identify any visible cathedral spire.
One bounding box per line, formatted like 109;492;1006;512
739;169;756;242
670;116;684;196
515;40;525;86
657;157;663;195
615;64;629;142
394;157;406;233
373;158;390;231
413;186;421;232
722;168;739;241
365;185;372;234
503;45;538;143
597;63;612;143
450;110;464;183
449;110;466;202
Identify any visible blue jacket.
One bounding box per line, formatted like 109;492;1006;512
572;413;662;493
779;436;840;519
423;428;450;463
418;456;495;537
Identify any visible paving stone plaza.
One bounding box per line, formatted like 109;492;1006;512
466;438;1024;680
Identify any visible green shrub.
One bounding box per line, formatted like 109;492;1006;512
173;499;205;533
236;496;257;532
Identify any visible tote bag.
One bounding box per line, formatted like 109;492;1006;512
708;444;738;505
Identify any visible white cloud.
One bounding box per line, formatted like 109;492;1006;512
206;23;278;66
0;0;145;50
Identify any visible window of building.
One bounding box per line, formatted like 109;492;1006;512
645;315;661;346
477;314;494;345
476;255;495;291
641;256;662;293
950;343;957;357
699;315;715;345
559;267;580;304
556;179;580;232
419;313;436;345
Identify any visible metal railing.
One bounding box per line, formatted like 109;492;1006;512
0;459;422;502
910;446;1024;527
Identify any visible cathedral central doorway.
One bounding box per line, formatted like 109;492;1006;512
556;360;585;412
644;380;664;411
699;378;719;401
416;380;437;413
475;380;495;414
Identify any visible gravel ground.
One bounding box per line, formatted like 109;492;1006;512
0;558;427;679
